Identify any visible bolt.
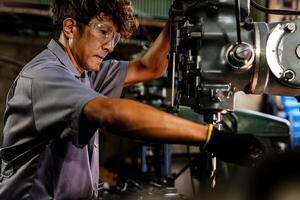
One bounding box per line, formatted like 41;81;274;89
244;17;254;30
283;70;295;81
235;44;252;60
212;90;224;102
285;23;296;32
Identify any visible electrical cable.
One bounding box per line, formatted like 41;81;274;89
0;55;25;67
251;0;300;15
0;55;24;74
234;0;242;44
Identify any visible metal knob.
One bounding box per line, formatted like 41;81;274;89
228;43;253;68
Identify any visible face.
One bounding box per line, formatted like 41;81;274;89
68;15;119;72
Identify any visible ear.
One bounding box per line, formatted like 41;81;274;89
62;18;76;39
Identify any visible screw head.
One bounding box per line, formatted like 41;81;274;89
283;70;295;81
285;23;296;32
235;44;252;60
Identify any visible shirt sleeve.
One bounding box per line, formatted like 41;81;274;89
92;60;128;97
31;66;100;147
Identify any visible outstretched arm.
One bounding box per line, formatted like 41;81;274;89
83;96;266;166
84;96;208;146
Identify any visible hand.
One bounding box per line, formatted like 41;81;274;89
205;128;266;166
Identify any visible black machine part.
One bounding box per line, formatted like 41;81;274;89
169;0;300;116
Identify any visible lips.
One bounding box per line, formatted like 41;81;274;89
95;55;104;60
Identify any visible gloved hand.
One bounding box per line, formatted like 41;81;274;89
204;125;266;166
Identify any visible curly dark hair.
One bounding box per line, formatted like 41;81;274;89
51;0;138;39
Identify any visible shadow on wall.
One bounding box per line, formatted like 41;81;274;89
0;34;50;145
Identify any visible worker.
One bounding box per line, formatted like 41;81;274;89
0;0;264;199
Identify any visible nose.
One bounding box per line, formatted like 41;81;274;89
102;40;114;53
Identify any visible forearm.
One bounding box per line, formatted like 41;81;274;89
124;19;171;87
140;19;171;78
84;96;208;146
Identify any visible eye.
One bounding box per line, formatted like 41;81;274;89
99;29;108;35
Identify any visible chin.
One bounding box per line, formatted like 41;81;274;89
87;66;100;72
87;62;101;71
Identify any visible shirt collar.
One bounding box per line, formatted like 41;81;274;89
47;39;81;78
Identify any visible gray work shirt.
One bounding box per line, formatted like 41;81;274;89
0;39;128;200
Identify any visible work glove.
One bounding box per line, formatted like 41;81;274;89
204;125;266;166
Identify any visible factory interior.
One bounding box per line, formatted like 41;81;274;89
1;0;300;200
